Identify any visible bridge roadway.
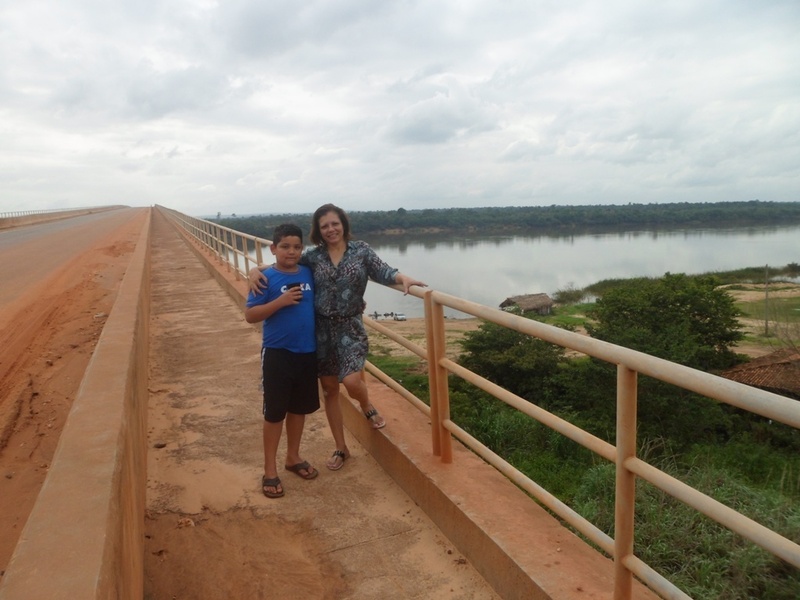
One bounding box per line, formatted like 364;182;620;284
0;208;655;599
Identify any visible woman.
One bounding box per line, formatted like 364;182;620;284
249;204;426;471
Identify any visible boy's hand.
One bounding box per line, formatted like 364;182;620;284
282;285;303;305
248;268;268;293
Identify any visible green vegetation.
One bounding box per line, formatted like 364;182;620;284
368;269;800;599
585;263;800;298
209;200;800;239
551;283;588;304
586;273;744;371
542;302;594;329
739;331;780;350
366;354;429;400
574;462;800;600
737;294;800;326
552;268;800;349
452;274;799;597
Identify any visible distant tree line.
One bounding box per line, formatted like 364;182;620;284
210;200;800;240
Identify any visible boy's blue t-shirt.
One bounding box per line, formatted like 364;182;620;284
245;265;315;353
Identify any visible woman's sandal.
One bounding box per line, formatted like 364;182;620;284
364;407;386;429
262;476;284;498
326;449;349;471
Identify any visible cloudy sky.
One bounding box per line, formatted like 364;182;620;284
2;1;798;217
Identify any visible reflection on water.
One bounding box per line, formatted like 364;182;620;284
357;225;800;319
362;224;798;254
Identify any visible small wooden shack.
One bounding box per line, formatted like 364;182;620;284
499;293;554;316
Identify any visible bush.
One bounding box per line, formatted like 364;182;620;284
553;283;587;304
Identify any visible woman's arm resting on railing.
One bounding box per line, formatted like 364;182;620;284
395;272;427;295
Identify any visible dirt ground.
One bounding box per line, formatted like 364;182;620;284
0;208;796;593
367;317;482;361
0;211;147;577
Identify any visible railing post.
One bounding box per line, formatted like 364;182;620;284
424;291;452;462
223;229;231;272
232;233;241;278
200;220;209;251
424;291;441;456
255;238;264;267
614;364;638;600
244;235;256;275
212;223;222;263
206;221;213;255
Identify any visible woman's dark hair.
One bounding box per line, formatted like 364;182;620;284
310;203;351;246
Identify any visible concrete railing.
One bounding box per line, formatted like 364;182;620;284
0;206;127;230
159;205;800;600
0;212;151;599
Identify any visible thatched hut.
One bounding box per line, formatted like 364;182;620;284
499;293;554;315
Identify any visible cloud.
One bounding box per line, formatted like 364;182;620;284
1;0;798;215
386;79;498;145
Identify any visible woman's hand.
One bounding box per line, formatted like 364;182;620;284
396;273;427;295
248;267;268;293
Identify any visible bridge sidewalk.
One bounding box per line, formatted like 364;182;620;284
149;209;663;600
144;210;501;599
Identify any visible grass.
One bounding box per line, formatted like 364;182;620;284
710;264;800;285
739;332;783;349
574;459;800;600
734;291;800;351
366;353;430;402
736;294;800;325
544;302;594;329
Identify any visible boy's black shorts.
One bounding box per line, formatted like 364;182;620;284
261;347;319;423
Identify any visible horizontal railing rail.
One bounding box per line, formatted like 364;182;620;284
157;207;265;282
159;205;800;600
0;206;126;219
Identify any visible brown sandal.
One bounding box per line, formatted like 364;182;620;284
262;476;284;498
285;461;318;480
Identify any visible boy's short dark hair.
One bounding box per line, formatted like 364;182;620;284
272;223;303;244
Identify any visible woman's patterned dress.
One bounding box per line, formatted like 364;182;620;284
302;241;398;380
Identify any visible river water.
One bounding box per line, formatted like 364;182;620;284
358;225;800;319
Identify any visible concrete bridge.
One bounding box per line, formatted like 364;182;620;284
0;207;797;599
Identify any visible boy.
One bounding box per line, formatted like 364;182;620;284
245;224;318;498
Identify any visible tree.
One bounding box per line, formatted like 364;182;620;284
459;317;568;403
585;273;744;371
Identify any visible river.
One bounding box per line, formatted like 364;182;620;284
358;224;800;319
